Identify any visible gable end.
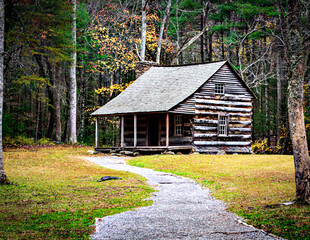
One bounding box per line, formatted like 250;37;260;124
170;62;255;114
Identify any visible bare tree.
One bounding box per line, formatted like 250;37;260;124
69;0;77;143
156;0;172;64
55;65;62;142
140;0;147;61
276;49;283;140
0;0;8;184
170;1;210;63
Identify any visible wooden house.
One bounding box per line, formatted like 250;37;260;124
91;60;255;154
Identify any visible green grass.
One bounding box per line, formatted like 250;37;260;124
129;154;310;240
0;146;154;239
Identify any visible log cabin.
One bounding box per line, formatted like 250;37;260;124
91;60;256;154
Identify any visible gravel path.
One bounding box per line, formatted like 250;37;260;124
87;156;281;240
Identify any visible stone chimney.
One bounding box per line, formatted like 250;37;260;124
135;61;159;79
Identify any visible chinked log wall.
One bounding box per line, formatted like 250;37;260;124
194;96;253;153
194;64;253;153
171;63;254;153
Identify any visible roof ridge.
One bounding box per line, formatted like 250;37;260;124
154;60;226;68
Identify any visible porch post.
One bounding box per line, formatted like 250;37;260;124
166;113;169;147
95;117;98;148
121;115;124;148
134;114;137;147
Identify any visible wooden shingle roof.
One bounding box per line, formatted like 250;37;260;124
92;61;229;116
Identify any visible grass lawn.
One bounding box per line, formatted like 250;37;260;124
0;146;154;239
129;154;310;240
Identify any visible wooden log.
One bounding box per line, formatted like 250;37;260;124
194;119;218;124
195;146;251;153
229;120;252;124
228;134;252;139
193;126;217;131
134;114;137;147
195;99;252;107
95;117;98;148
121;116;124;147
194;133;217;138
124;130;147;135
194;141;251;146
193;133;251;139
195;111;219;116
161;136;192;144
195;111;252;119
195;104;252;113
195;94;253;102
229;127;252;132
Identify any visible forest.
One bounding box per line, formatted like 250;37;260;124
0;0;310;236
0;0;308;153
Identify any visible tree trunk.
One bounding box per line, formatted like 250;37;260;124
55;64;62;142
34;54;46;141
69;0;77;143
140;0;147;61
47;85;56;139
45;57;56;139
288;57;310;203
265;76;269;140
156;0;171;64
200;0;204;62
109;71;114;98
35;87;42;141
207;33;212;61
0;0;7;184
284;0;310;204
276;50;282;140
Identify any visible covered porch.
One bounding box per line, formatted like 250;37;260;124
94;112;193;154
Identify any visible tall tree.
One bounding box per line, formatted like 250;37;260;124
140;0;147;61
280;0;310;203
69;0;77;143
156;0;172;64
170;1;210;63
0;0;7;183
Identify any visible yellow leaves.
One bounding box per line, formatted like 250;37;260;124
85;106;100;113
88;4;175;75
94;81;134;95
88;10;139;74
94;87;109;94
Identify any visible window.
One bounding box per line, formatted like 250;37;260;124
218;115;228;136
174;115;182;136
215;83;224;94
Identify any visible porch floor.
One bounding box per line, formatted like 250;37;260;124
95;145;193;154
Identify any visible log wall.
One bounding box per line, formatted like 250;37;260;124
123;115;148;146
160;114;192;146
123;114;192;147
171;63;254;153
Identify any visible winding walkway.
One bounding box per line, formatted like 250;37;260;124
87;156;281;240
